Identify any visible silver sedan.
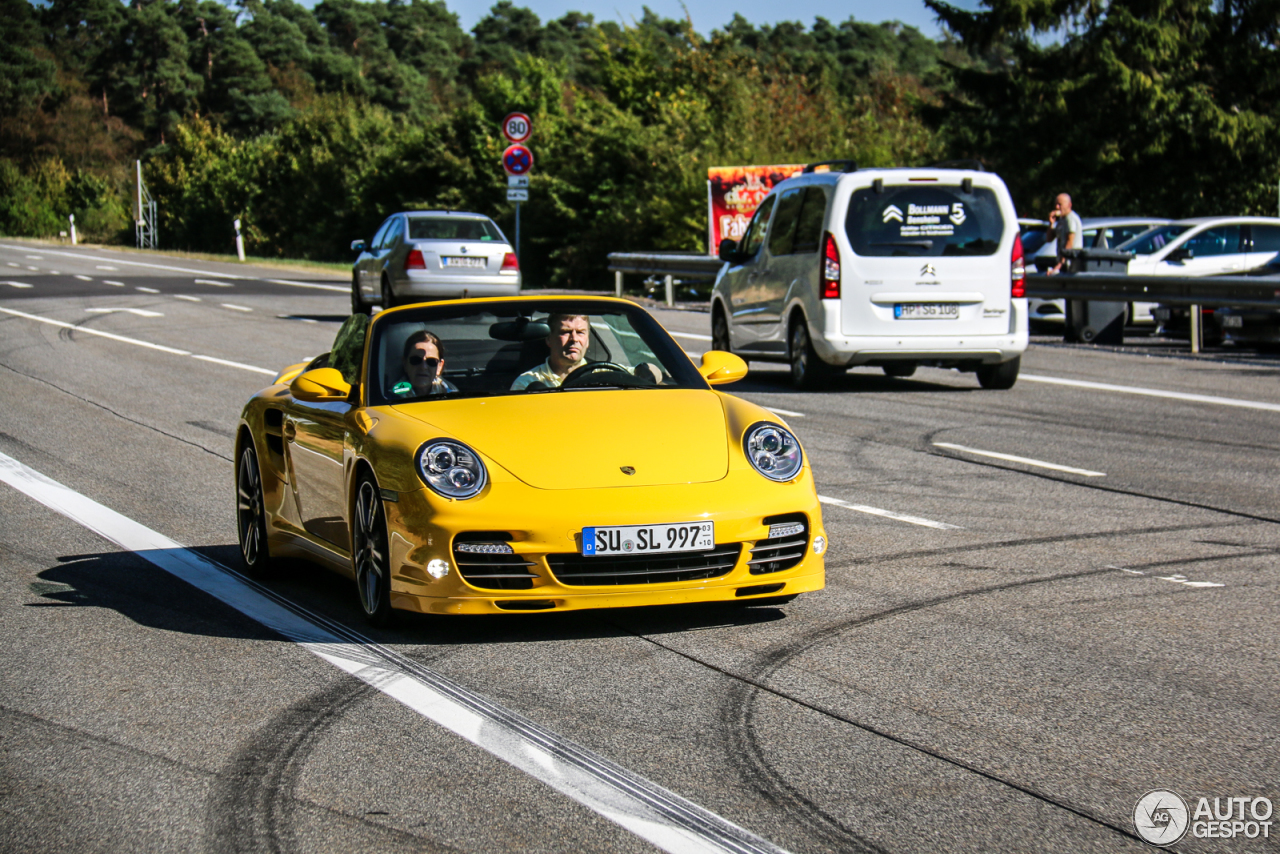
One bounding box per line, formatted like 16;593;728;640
351;211;521;313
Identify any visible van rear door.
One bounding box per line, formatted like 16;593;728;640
840;181;1012;338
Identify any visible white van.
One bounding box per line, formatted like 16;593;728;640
710;162;1028;389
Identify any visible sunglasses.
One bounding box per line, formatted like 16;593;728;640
407;354;440;370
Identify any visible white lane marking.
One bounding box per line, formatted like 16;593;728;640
670;331;713;341
104;280;125;286
6;262;19;267
0;244;256;279
174;294;201;302
49;270;60;275
25;255;42;260
221;303;252;312
4;281;34;289
191;355;274;374
196;279;234;287
264;278;348;293
766;406;805;418
74;274;93;281
95;265;118;271
86;308;164;318
0;451;795;854
1109;566;1224;588
278;314;318;323
136;286;160;293
0;306;190;355
933;442;1106;477
818;495;962;530
26;266;39;271
1022;373;1280;414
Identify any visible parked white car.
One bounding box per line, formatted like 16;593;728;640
711;162;1027;389
1029;217;1170;327
1117;217;1280;340
350;211;521;313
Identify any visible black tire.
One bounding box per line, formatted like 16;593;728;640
236;441;274;577
352;475;394;627
976;356;1020;390
381;276;397;310
711;305;732;353
351;274;370;315
882;362;917;378
789;317;839;389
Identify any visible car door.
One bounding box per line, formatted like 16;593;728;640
757;185;829;348
1156;225;1245;276
377;216;406;293
1244;224;1280;273
742;187;806;349
722;195;777;350
285;398;351;550
358;218;393;300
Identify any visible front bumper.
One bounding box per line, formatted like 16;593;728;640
382;471;827;615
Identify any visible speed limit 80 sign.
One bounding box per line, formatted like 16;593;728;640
502;112;532;144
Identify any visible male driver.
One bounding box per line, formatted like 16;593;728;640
511;313;590;390
1045;193;1083;275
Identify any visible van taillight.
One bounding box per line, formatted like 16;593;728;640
1011;233;1025;298
822;232;840;299
405;249;426;270
501;252;519;271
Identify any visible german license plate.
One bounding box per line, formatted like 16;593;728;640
1154;308;1172;321
443;256;486;268
582;522;714;556
1221;315;1243;328
895;303;959;319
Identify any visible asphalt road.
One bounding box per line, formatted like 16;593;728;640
1;239;1276;854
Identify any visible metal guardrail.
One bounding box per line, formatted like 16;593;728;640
607;252;722;305
1025;272;1280;309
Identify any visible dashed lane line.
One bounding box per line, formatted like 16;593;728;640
0;306;271;374
95;265;118;271
1021;373;1280;414
0;450;796;854
1113;566;1224;588
26;266;38;271
74;274;93;281
174;295;201;302
195;279;234;287
4;281;33;289
670;331;713;341
0;243;256;279
136;287;159;293
933;443;1106;477
104;280;125;286
221;303;252;312
86;308;164;318
818;495;963;530
264;278;348;293
766;406;805;418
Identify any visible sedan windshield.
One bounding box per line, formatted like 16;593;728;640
1116;225;1191;255
407;217;504;242
367;300;707;405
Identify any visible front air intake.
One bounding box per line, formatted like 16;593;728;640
453;532;537;590
748;514;808;575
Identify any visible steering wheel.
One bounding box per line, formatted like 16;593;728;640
560;361;636;388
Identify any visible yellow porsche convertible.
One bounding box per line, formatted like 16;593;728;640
235;296;826;625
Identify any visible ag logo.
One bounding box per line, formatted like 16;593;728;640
1134;790;1189;847
949;203;967;226
882;204;903;223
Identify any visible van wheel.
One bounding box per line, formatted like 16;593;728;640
381;276;397;310
789;318;838;389
711;305;732;353
883;362;917;378
976;356;1020;390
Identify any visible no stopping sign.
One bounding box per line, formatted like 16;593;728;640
503;144;533;176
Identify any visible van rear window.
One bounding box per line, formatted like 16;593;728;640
845;185;1005;257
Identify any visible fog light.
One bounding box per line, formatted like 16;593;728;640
813;536;827;555
426;559;450;579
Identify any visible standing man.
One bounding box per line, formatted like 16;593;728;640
1045;193;1083;274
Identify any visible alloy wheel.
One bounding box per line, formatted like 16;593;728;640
353;479;392;624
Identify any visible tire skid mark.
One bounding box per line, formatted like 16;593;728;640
620;567;1148;847
206;679;458;854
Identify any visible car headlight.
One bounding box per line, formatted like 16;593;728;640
743;421;804;482
415;439;487;499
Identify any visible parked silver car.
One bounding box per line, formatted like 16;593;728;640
350;211;521;313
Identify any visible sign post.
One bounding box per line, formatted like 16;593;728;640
501;113;533;261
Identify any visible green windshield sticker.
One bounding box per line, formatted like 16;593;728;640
393;381;412;395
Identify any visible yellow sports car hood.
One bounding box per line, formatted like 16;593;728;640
392;389;729;489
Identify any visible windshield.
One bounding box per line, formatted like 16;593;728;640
407;217;505;242
367;300;707;406
1116;225;1191;255
846;185;1005;257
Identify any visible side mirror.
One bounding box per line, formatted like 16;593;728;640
290;367;352;402
718;238;743;264
1167;246;1193;262
698;350;748;385
350;239;366;252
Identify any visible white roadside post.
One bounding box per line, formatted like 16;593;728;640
615;270;623;297
664;274;674;307
69;214;77;245
234;218;246;262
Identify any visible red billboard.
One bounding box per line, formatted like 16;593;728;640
706;164;804;255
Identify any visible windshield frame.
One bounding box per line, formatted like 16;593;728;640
363;298;709;407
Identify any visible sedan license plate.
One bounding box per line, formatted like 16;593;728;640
443;256;486;268
582;522;714;557
1154;308;1172;321
895;303;959;319
1221;315;1243;328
